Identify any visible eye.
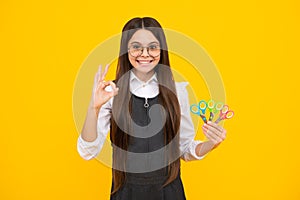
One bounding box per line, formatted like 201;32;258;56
132;45;141;49
149;45;159;49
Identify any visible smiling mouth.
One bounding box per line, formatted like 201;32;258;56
136;60;153;64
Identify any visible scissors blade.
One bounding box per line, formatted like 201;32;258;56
209;112;214;121
215;117;223;124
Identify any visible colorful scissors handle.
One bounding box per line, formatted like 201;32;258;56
198;100;207;115
190;104;200;115
190;100;234;124
190;100;208;123
207;99;214;121
215;105;234;123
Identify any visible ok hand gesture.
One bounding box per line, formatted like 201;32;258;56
91;64;119;113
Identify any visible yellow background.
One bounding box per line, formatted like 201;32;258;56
1;0;299;199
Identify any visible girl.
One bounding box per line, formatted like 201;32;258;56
77;17;227;200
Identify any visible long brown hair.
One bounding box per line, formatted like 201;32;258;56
110;17;181;194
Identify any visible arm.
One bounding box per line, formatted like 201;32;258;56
77;98;112;160
77;64;118;160
176;82;226;161
177;82;206;161
195;140;217;157
80;101;100;143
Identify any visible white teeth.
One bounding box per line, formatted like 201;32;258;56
138;60;152;64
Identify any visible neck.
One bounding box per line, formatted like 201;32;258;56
133;69;155;82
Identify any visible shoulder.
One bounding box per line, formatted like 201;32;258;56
175;82;190;106
175;82;189;93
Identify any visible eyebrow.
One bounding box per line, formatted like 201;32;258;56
129;41;160;45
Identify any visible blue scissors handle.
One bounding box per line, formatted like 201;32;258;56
190;104;201;115
190;100;208;123
198;100;207;115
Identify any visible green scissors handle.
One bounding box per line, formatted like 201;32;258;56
207;100;224;121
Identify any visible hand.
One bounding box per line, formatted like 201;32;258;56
91;64;119;112
202;121;227;147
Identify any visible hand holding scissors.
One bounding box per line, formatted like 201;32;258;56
214;105;234;124
190;100;208;123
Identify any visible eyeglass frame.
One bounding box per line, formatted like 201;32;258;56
127;44;161;58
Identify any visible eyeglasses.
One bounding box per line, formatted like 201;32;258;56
128;44;161;57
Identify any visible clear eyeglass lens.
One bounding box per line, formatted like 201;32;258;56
129;45;160;57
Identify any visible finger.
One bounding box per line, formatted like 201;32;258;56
101;64;110;81
93;69;102;95
113;88;119;97
209;123;226;141
94;65;101;84
98;80;111;90
203;129;218;144
206;131;222;144
220;129;227;140
108;81;118;91
204;123;222;137
202;126;218;141
97;64;103;83
204;125;224;144
207;121;224;132
108;81;119;96
96;81;118;96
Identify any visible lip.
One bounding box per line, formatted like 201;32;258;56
136;60;153;65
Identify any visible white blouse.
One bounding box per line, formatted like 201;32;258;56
77;71;207;161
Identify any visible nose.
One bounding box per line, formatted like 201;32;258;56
141;47;149;57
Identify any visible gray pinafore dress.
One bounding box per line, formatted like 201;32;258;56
110;93;186;200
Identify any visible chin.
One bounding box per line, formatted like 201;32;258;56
134;66;156;74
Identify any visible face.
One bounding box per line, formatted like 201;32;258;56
128;29;161;79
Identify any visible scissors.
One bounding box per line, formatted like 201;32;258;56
214;104;234;124
190;100;208;123
207;99;220;121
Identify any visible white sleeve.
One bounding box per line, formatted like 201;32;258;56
176;82;208;161
77;97;112;160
